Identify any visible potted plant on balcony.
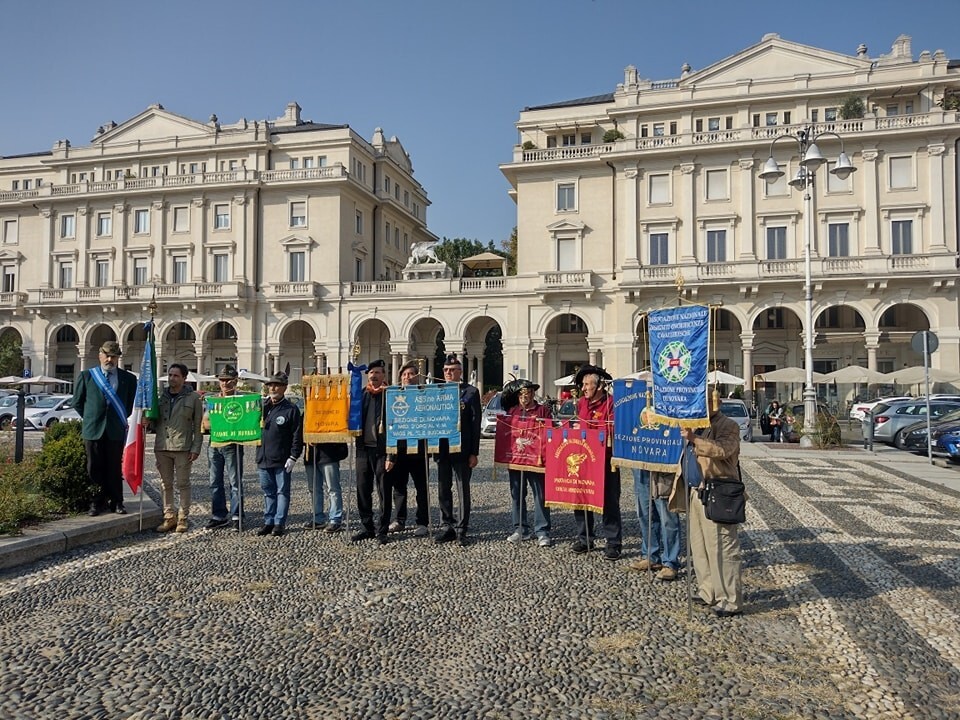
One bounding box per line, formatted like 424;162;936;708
603;129;625;143
839;96;865;120
521;140;536;150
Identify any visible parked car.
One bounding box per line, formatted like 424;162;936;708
554;398;578;423
935;430;960;462
15;395;79;430
0;393;48;430
849;396;912;423
865;399;960;447
783;402;841;443
720;399;753;442
901;408;960;453
480;392;504;438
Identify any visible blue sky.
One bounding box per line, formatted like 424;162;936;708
2;0;958;247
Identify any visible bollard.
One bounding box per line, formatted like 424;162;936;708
14;386;26;463
862;410;874;452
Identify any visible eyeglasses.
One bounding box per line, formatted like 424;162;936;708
443;367;459;373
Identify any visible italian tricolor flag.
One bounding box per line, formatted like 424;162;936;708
122;321;159;494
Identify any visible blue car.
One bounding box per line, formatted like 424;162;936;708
936;431;960;461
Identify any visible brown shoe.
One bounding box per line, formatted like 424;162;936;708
628;558;663;572
175;518;189;533
656;566;678;581
155;518;177;533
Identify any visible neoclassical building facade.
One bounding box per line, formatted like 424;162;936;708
1;34;960;408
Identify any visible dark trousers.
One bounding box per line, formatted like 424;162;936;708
389;452;429;527
356;446;389;536
85;438;125;510
437;454;471;532
574;463;622;548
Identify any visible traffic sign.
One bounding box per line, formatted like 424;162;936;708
911;330;938;355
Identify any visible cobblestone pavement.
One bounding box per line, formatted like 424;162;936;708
2;441;960;719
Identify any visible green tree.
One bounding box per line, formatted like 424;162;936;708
502;226;518;275
0;332;24;377
435;237;507;277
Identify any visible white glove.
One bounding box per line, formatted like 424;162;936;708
283;458;295;473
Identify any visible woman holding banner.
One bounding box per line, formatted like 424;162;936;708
572;365;622;561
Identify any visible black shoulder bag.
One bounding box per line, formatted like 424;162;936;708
700;463;746;525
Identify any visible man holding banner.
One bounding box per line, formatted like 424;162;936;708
384;360;430;537
73;340;137;516
571;365;622;561
353;359;390;545
435;354;481;547
203;365;246;529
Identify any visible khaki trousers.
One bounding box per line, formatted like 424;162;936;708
156;450;194;520
689;488;743;612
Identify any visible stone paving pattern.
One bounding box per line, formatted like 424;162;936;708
1;442;960;719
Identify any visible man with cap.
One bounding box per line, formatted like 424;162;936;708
384;360;430;537
152;363;204;533
202;365;245;529
255;372;303;537
435;354;482;546
502;378;553;547
572;364;623;560
352;358;391;544
73;340;137;515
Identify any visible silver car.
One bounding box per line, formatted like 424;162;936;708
866;399;960;446
720;399;753;442
480;392;504;438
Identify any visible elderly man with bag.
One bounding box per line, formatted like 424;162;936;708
678;391;744;617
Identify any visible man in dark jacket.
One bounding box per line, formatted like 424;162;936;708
255;372;303;537
385;360;430;537
72;340;137;515
352;359;390;544
435;354;481;546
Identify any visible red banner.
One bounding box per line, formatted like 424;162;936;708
494;415;545;471
544;427;606;513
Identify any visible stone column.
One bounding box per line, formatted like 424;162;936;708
738;159;756;260
861;150;881;255
39;208;53;288
234;195;248;281
113;203;127;285
76;206;90;286
191;198;206;280
927;144;947;250
536;350;546;388
622;165;641;268
680;163;697;261
588;349;597;366
740;332;755;410
864;331;880;372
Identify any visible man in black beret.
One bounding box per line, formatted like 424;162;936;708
384;359;430;537
352;359;391;545
435;354;481;546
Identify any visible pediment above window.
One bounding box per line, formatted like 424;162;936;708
546;219;586;233
279;234;315;249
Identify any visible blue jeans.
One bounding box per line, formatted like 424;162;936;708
304;458;343;525
509;469;551;537
632;469;681;570
258;467;292;527
209;443;244;520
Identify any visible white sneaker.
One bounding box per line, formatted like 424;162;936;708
537;535;553;547
507;531;533;543
413;525;429;537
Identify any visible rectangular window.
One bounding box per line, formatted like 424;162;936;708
581;133;592;144
303;157;314;169
173;206;189;232
649;174;670;204
653;123;665;137
766;226;787;259
404;190;410;207
765;112;778;126
355;210;363;235
173;256;187;284
228;160;238;171
384;176;391;193
2;219;17;244
394;227;400;247
811;109;819;122
695;119;703;132
892;220;913;254
385;222;391;244
547;136;557;148
752;114;760;128
189;162;199;174
556;238;576;271
95;260;109;287
318;156;327;167
2;265;16;293
905;101;914;114
828;223;849;257
649;233;669;265
824;107;838;122
708;117;720;132
826;161;851;193
783;111;791;125
889;156;913;189
669;121;677;135
290;201;306;228
886;104;899;117
134;209;149;234
290;158;300;170
705;169;728;200
764;163;788;197
557;182;576;211
133;258;148;286
725;116;733;130
394;184;400;200
61;214;76;239
355;258;363;281
96;212;112;237
214;204;230;230
11;181;18;190
213;254;229;282
289;251;305;282
561;134;576;146
706;230;727;262
58;262;73;289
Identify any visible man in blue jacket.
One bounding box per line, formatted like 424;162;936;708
435;354;481;547
72;340;137;516
255;372;303;537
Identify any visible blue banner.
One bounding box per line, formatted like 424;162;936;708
386;384;461;453
347;361;365;432
648;305;710;428
611;379;685;472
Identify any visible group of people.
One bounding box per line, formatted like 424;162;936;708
74;343;745;617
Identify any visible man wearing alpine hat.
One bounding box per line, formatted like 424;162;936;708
255;371;303;537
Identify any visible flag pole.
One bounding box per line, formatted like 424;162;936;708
140;290;159;532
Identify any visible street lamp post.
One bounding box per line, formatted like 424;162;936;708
759;129;856;447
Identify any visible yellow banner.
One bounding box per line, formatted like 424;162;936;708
302;374;358;443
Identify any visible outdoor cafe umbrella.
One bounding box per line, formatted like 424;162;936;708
0;375;22;385
707;370;745;385
753;367;827;384
12;375;73;385
885;366;960;385
822;365;889;384
553;373;577;387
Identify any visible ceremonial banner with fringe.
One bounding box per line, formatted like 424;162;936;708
346;362;366;432
610;378;684;472
386;384;460;454
209;393;262;447
494;415;546;471
302;373;356;443
648;305;710;429
544;426;606;512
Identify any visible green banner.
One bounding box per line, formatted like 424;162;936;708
209;393;262;447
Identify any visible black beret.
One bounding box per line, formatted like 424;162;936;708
443;354;462;367
367;359;385;370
